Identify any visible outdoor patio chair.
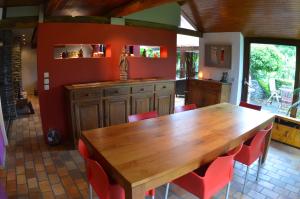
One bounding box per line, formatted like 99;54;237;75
267;79;281;104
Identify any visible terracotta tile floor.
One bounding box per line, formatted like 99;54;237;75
1;96;300;198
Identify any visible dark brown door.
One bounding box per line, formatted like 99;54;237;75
74;100;102;142
131;93;154;114
103;96;130;126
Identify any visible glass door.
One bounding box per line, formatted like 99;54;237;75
242;41;298;116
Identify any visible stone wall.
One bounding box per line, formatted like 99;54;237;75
12;41;22;99
0;30;18;123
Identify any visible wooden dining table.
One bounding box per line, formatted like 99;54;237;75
82;103;275;199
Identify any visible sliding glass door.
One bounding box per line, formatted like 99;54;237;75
242;38;300;117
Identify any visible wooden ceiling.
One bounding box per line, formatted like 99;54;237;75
181;0;300;39
45;0;183;17
1;0;300;39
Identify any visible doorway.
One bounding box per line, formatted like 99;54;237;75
242;38;299;116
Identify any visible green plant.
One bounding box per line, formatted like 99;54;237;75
250;45;283;79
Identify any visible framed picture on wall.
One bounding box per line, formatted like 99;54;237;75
205;44;231;69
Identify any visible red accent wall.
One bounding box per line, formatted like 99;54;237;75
37;23;176;142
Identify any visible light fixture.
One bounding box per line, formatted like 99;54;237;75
198;71;203;79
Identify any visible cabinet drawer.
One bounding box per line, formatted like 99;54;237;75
73;89;101;100
132;85;154;94
155;83;174;91
104;87;130;96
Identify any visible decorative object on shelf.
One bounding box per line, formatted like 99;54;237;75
119;47;129;80
220;72;229;83
54;44;109;59
142;49;146;57
78;48;83;58
205;44;231;68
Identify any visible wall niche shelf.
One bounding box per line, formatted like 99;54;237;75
54;44;111;59
125;45;167;58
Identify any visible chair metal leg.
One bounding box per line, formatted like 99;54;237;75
89;184;93;199
152;196;155;199
233;160;236;168
256;156;262;181
242;166;249;194
164;183;170;199
225;182;231;199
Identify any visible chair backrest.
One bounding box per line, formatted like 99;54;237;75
78;139;90;160
269;78;277;92
250;123;273;156
203;144;242;192
175;104;197;113
128;111;158;123
239;101;262;111
87;158;110;199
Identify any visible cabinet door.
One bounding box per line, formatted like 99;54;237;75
155;91;174;116
131;93;154;115
74;100;102;143
103;96;130;126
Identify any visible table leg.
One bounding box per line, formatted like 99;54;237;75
262;130;272;164
125;185;145;199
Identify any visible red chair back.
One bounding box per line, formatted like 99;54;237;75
78;139;90;160
204;144;242;186
239;101;262;111
249;124;273;157
175;104;197;113
128;111;158;123
87;159;110;199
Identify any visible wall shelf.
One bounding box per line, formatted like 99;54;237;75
54;44;111;59
125;45;167;58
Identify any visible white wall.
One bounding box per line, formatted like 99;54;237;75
199;32;244;105
21;46;37;95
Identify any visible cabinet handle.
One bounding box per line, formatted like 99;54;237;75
85;93;90;97
162;86;166;89
140;88;144;91
114;90;119;94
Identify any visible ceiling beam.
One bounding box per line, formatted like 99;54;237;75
0;16;38;29
107;0;185;17
0;0;43;7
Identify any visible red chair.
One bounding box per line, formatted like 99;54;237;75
128;111;158;123
174;104;197;113
234;124;273;193
165;144;242;199
79;139;155;199
239;101;262;111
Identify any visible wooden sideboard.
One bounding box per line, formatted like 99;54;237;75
185;79;231;107
65;79;175;146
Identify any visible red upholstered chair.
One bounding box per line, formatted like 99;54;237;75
78;139;93;198
234;124;273;193
79;139;155;199
239;101;262;111
128;111;158;123
165;144;242;199
174;104;197;113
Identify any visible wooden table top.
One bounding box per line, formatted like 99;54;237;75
82;103;275;195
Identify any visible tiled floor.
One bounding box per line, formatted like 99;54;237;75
1;96;300;199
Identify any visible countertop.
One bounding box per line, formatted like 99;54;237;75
65;78;175;90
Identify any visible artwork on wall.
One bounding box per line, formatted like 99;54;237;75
205;44;231;69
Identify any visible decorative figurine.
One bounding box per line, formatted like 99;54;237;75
119;47;129;80
78;48;83;58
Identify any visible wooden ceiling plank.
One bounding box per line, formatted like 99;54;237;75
107;0;185;17
46;0;69;16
